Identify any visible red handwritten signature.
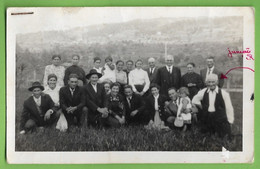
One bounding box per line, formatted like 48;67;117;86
227;48;254;60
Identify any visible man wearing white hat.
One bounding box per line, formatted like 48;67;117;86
192;74;234;138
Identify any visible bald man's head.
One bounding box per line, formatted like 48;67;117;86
165;55;174;66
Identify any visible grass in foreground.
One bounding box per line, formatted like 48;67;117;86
15;89;242;151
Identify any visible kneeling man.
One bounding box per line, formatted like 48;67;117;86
192;74;234;138
123;85;147;125
60;74;87;127
20;82;58;134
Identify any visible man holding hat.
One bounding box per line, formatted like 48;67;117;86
192;74;234;138
84;69;109;127
20;82;58;134
59;74;87;128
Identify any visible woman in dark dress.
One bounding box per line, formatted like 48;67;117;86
104;82;126;127
181;63;203;99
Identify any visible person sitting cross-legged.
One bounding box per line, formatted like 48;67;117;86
19;82;59;134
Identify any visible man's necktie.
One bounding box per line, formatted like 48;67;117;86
127;97;131;109
208;68;211;75
168;67;171;74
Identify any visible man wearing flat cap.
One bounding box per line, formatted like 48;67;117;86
192;74;234;138
20;82;58;134
84;69;109;127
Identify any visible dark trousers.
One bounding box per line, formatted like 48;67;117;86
24;112;59;132
203;111;231;138
126;111;149;125
99;115;121;128
63;106;87;127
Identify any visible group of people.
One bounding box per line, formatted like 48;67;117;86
19;54;234;139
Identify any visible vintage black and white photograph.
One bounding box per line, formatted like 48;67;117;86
7;7;254;163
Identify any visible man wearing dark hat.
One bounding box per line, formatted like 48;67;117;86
84;69;109;127
20;82;58;134
59;74;87;128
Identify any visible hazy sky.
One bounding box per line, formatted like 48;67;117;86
7;7;251;34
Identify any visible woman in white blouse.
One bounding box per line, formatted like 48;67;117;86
128;59;150;96
43;74;67;132
43;55;65;88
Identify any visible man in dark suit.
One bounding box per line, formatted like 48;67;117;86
84;69;108;127
123;85;147;125
146;57;158;84
60;74;87;127
200;56;224;88
20;82;58;134
156;55;181;96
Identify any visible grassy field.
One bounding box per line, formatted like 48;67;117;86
15;88;242;151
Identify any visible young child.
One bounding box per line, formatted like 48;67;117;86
176;87;192;131
103;81;111;95
99;56;116;83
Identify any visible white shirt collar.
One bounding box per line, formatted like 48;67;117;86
166;65;173;69
207;86;219;93
208;66;215;71
154;94;160;99
91;83;97;87
70;87;76;92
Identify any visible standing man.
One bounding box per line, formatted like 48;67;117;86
84;69;108;127
123;85;147;125
64;55;86;86
156;55;181;96
200;56;224;88
60;74;87;128
20;82;58;134
146;57;158;84
192;74;234;138
124;60;134;84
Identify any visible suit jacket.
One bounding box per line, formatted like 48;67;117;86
200;67;224;88
145;94;168;121
59;86;86;113
156;66;181;96
84;83;106;119
123;93;145;120
146;67;158;84
20;94;55;130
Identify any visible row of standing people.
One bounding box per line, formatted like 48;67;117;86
42;54;224;99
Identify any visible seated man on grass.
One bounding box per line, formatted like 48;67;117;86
20;81;59;134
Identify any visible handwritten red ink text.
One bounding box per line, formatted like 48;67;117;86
227;48;254;60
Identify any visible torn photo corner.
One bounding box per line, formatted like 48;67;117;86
6;7;254;164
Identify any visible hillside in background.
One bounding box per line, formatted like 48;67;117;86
16;16;243;88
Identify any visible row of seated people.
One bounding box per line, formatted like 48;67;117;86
20;69;234;139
